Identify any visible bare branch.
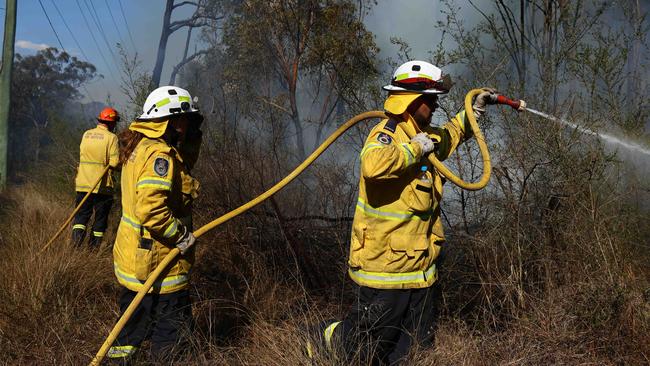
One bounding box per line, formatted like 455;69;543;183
169;18;193;32
169;50;208;84
172;1;197;10
169;17;216;32
258;97;292;115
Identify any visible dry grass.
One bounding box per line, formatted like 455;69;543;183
0;148;648;365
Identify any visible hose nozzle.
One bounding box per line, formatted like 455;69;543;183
494;94;526;111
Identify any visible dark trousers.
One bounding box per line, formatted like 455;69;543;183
107;288;193;363
71;191;113;247
333;284;440;365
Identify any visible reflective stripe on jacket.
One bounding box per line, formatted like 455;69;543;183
348;111;470;289
113;137;196;294
74;125;119;193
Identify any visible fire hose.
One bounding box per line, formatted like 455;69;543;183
40;165;111;253
89;88;524;365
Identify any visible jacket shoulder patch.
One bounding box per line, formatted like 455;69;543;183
154;157;170;177
377;132;393;145
383;118;398;133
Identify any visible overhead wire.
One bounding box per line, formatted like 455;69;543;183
83;0;121;69
37;0;97;103
75;0;119;81
49;0;109;99
49;0;92;62
117;0;137;51
103;0;127;52
37;0;65;52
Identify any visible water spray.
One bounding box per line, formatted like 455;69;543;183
490;94;650;157
524;108;650;157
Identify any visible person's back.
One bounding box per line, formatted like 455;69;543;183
72;107;120;247
75;124;118;194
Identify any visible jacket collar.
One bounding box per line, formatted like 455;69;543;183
395;113;421;136
395;113;441;143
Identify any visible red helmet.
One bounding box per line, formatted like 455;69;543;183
98;107;120;123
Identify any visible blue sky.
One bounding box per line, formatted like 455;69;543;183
4;0;200;107
2;0;449;109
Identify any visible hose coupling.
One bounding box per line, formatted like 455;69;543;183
494;94;526;111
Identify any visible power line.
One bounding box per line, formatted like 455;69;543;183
49;0;110;99
117;0;137;51
49;0;91;63
84;0;121;68
37;0;65;51
104;0;127;51
75;0;118;81
36;0;97;103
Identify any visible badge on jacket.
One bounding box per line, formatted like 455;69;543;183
154;157;169;177
377;132;392;145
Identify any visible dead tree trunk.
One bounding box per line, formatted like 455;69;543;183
151;0;174;88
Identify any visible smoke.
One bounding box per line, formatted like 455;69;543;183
364;1;441;62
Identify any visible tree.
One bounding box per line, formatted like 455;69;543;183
118;45;153;120
151;0;223;88
431;0;649;326
220;0;379;161
9;48;96;171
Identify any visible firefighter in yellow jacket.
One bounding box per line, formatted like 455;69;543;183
72;107;120;247
107;86;202;363
315;61;498;364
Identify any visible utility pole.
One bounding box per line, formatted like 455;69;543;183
0;0;17;189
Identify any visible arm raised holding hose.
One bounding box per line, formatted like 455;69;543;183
311;61;507;363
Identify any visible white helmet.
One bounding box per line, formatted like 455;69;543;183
383;60;453;94
137;86;200;121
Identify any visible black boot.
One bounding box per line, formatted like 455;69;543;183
71;227;85;246
89;232;103;248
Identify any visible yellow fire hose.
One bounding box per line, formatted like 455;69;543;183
427;89;491;190
40;165;111;253
89;89;490;365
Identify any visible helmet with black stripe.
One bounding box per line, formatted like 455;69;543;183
383;60;453;95
137;86;200;121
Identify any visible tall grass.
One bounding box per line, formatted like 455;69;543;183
0;124;648;365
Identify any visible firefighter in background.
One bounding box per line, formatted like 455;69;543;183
107;86;202;363
314;61;497;364
72;107;120;247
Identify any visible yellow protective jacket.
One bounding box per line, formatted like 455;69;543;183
348;109;472;289
113;136;197;294
74;125;119;194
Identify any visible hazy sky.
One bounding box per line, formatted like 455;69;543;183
1;0;457;109
365;0;447;62
3;0;199;108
